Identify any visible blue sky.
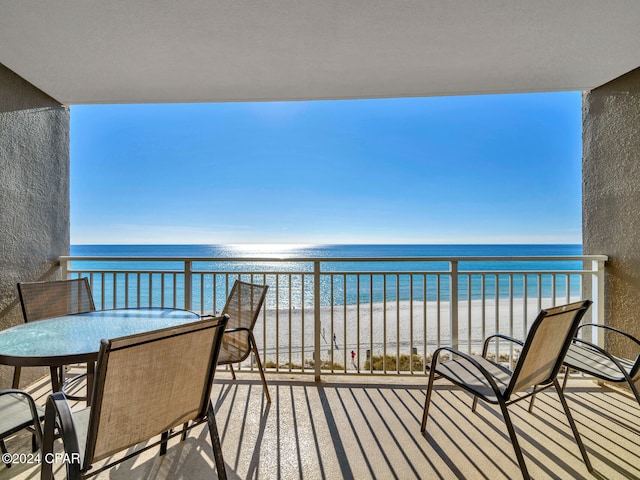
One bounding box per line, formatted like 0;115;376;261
70;92;582;245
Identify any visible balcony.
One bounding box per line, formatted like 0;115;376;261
4;254;639;479
4;373;639;479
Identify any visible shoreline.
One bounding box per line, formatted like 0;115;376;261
240;296;585;367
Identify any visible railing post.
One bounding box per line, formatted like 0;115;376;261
450;260;459;351
592;259;606;347
184;260;192;311
60;258;69;280
314;260;321;382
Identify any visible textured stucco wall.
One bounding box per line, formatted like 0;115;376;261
583;67;640;359
0;63;70;388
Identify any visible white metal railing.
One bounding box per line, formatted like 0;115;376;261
60;255;608;379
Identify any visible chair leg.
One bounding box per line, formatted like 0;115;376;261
206;401;227;480
631;378;640;408
528;385;540;413
497;398;530;480
160;431;169;456
229;364;236;380
1;439;11;468
31;430;39;452
471;395;479;412
561;366;570;390
615;366;640;409
553;379;593;472
420;367;437;432
12;366;21;389
49;366;62;392
250;334;271;403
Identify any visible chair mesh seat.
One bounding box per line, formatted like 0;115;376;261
435;355;512;402
565;343;636;382
0;394;44;437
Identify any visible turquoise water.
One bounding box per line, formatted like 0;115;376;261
69;244;584;310
71;243;582;261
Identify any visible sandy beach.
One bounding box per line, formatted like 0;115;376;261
245;295;583;370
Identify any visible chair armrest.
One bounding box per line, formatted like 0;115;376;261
574;324;640;375
481;334;524;357
576;323;640;347
41;392;82;480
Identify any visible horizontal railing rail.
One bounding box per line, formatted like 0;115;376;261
60;255;608;379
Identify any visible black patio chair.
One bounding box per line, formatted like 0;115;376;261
217;280;270;402
529;322;640;413
565;323;640;401
41;315;229;480
421;300;593;480
0;389;43;468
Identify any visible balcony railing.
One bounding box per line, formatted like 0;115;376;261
60;255;607;379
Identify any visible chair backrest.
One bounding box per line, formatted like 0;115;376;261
85;315;228;464
506;300;592;397
218;281;268;364
17;278;95;322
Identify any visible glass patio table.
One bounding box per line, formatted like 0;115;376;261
0;308;201;403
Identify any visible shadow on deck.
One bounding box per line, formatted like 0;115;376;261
2;374;639;479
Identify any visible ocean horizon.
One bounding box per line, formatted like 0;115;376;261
67;244;584;311
71;243;582;257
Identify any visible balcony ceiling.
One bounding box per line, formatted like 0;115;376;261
1;1;640;105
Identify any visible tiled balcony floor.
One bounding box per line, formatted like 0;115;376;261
2;373;639;479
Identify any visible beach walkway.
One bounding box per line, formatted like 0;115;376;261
2;374;639;480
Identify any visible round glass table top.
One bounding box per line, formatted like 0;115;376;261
0;308;200;366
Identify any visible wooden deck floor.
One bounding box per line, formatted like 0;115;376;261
2;374;639;480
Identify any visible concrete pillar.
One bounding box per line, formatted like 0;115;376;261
583;67;640;358
0;63;70;388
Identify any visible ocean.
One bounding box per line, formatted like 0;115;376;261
69;243;583;308
71;243;582;259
